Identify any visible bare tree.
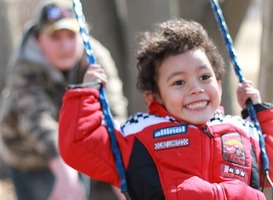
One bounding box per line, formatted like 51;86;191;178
0;0;20;93
259;0;273;198
0;0;20;198
259;0;273;102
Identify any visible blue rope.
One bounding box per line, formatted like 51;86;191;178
210;0;270;176
71;0;129;195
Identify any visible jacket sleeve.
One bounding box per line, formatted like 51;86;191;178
58;87;121;187
255;103;273;186
173;176;266;200
242;103;273;187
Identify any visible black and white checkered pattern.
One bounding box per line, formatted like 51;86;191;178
120;113;179;136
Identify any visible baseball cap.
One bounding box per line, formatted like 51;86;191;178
37;0;80;34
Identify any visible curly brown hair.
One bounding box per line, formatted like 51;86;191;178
136;18;225;93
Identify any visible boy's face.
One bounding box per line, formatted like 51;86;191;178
38;29;84;71
155;49;222;124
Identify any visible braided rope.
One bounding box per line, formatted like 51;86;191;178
71;0;129;196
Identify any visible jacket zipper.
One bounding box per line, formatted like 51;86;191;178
200;124;214;182
200;124;214;138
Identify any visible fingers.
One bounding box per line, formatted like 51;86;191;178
83;64;107;87
236;80;261;109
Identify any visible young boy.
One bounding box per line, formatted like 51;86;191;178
58;19;273;200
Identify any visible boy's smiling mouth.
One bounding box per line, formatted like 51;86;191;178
185;101;208;110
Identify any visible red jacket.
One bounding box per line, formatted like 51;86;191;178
59;88;273;200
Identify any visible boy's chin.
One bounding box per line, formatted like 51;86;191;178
184;116;212;125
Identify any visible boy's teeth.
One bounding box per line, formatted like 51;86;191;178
186;101;207;110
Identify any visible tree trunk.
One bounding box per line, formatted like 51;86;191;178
125;0;175;114
0;0;20;94
259;0;273;102
81;0;127;85
259;0;273;198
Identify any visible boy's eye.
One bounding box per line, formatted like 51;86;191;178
173;80;185;86
200;75;211;81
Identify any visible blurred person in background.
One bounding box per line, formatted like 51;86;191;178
0;0;127;200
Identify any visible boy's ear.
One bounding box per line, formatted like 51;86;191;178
144;91;157;104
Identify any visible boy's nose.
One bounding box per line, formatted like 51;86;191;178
189;82;204;95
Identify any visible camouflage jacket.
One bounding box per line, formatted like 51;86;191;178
0;24;127;171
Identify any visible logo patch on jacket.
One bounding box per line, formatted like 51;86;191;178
222;132;246;165
221;164;248;183
153;125;187;138
154;138;189;150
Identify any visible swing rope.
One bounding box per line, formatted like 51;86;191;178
71;1;130;199
210;0;273;192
